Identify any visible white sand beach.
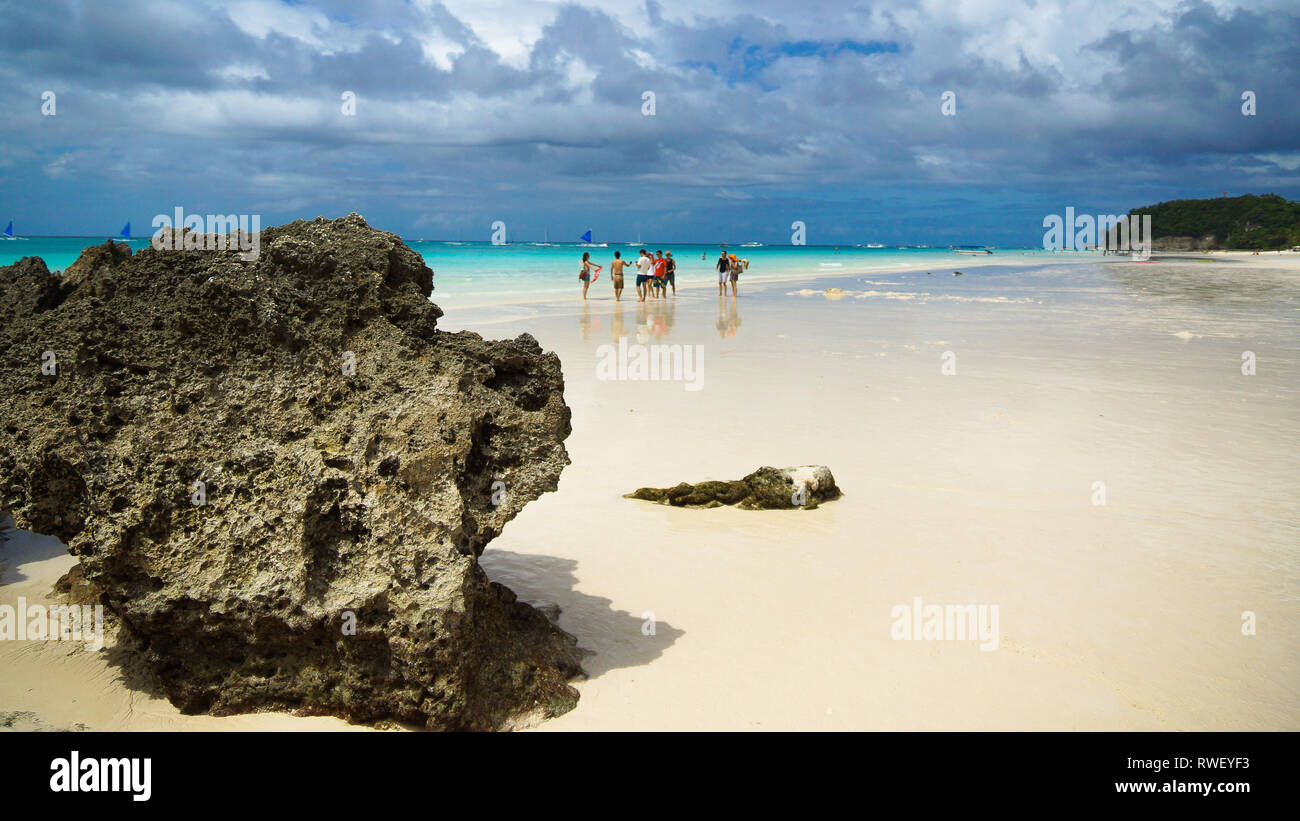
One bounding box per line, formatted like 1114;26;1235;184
3;251;1298;731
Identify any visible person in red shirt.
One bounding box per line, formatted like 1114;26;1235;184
652;251;668;299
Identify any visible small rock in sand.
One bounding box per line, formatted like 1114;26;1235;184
625;465;841;510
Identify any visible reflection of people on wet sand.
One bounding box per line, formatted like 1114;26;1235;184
716;295;741;338
635;300;650;344
579;299;602;340
637;295;675;339
649;295;675;338
650;308;667;338
610;298;625;342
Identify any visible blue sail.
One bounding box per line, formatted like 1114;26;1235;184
119;222;131;239
580;230;592;243
3;220;12;237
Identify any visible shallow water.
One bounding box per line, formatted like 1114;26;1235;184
466;255;1299;730
2;236;1063;307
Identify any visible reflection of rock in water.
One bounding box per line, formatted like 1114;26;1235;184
0;214;586;731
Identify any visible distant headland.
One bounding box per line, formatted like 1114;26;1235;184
1126;194;1300;251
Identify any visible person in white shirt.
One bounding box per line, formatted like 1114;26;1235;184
634;249;654;302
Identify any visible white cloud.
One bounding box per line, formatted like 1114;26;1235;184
215;0;333;47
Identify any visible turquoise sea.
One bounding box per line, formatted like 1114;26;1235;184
1;236;1072;309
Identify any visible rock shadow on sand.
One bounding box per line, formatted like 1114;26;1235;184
0;515;72;586
479;549;684;679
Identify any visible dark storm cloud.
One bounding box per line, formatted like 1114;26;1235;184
0;0;261;89
0;0;1296;243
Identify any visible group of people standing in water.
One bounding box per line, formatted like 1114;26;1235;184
579;248;748;301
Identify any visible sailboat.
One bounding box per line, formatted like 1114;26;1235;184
626;229;642;247
1;219;14;240
118;222;131;240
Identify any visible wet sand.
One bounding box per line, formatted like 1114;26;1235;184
3;252;1298;730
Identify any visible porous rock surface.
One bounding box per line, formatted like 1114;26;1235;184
626;466;841;510
0;214;585;730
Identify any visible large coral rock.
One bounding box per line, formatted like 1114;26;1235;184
0;214;584;730
626;466;841;510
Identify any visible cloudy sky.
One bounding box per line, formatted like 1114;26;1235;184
2;0;1297;245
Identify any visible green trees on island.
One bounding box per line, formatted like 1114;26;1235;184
1127;194;1300;249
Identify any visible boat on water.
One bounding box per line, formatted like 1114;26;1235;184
741;242;762;247
572;229;606;247
865;243;885;248
2;220;14;239
954;245;992;255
